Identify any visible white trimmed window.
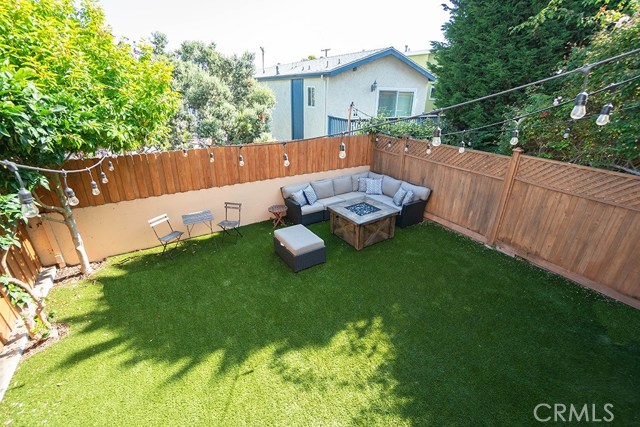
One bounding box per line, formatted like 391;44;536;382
429;86;436;100
307;87;315;107
377;90;414;117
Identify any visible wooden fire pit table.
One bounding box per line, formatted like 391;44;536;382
328;198;399;250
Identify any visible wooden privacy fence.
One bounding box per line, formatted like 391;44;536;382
372;136;640;303
40;135;372;208
0;225;42;346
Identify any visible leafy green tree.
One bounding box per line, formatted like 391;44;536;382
431;0;621;151
501;4;640;173
167;40;275;145
0;0;179;275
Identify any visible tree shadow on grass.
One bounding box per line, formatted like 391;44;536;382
53;221;640;425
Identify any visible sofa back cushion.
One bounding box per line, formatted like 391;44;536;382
401;182;431;201
368;171;384;180
333;176;352;195
282;182;310;199
382;176;402;197
351;172;369;191
310;179;335;199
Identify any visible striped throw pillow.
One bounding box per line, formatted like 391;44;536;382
291;189;307;206
393;188;407;206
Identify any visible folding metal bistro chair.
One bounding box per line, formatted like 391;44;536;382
217;202;242;242
148;213;184;255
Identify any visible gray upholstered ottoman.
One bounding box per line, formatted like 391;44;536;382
274;225;326;272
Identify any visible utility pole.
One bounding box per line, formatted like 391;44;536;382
321;48;330;57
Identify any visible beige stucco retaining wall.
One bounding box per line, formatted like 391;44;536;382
27;166;369;265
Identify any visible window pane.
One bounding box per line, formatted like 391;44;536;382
396;92;413;116
307;87;315;107
378;91;396;116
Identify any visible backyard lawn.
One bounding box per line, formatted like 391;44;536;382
1;221;639;426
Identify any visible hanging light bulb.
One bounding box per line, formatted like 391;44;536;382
596;103;613;126
338;142;347;159
64;186;80;206
100;171;109;184
283;153;290;167
238;146;245;166
404;144;409;153
458;141;465;154
87;169;100;196
182;148;188;157
18;188;39;218
563;125;572;139
62;172;79;206
387;140;392;148
570;91;588;119
432;126;442;146
509;128;519;146
5;162;39;218
209;152;215;163
108;160;115;172
426;143;432;155
90;180;100;196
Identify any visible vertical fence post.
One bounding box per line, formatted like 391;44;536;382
399;136;407;181
487;147;524;246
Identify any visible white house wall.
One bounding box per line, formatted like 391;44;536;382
328;56;429;120
303;76;326;139
261;79;291;141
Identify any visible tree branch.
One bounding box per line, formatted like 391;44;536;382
609;164;640;176
33;192;66;215
40;215;67;224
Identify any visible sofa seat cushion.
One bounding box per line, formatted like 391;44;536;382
274;224;325;256
301;202;325;215
333;176;352;195
401;182;431;201
337;192;365;202
365;195;402;212
282;182;310;199
310;179;335;199
317;196;345;208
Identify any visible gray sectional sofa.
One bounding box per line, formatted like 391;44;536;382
280;171;432;228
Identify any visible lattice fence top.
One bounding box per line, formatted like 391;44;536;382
373;136;403;155
374;137;509;179
517;156;640;211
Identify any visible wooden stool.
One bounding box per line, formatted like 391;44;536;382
268;204;288;228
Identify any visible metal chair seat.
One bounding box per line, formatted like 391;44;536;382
159;230;184;242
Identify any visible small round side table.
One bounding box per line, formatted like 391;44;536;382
268;204;288;228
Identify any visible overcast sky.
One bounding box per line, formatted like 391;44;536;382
98;0;450;67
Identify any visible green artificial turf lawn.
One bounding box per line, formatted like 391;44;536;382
1;221;639;426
